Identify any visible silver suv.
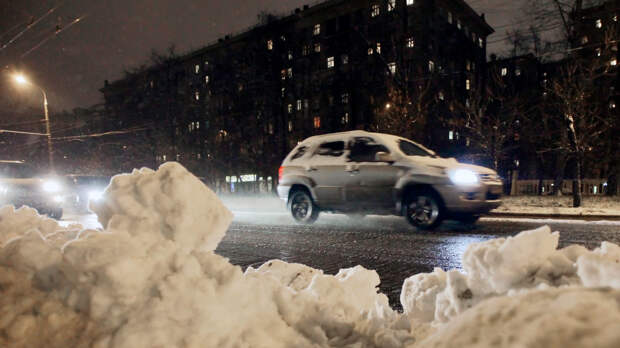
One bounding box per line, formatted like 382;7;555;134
277;131;502;229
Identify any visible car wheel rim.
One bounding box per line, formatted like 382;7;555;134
409;196;438;226
292;194;311;220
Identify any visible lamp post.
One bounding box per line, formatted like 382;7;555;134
13;74;54;172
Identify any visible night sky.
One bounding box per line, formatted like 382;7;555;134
0;0;525;112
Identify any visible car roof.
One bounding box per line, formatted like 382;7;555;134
300;130;419;147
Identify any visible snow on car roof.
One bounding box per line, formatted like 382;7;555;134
300;131;433;153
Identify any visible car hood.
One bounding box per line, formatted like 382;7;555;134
400;156;497;174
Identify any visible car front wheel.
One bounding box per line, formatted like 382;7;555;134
405;190;443;230
289;190;319;224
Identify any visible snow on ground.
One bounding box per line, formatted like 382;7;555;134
494;195;620;216
1;162;620;348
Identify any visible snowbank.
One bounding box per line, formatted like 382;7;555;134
1;162;620;348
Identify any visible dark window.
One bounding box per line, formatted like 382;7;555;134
0;163;36;178
399;140;433;157
290;146;308;161
348;137;389;162
315;141;345;157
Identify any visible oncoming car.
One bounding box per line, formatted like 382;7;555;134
277;131;502;230
0;161;65;219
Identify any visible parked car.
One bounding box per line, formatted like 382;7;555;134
0;161;65;219
277;131;502;229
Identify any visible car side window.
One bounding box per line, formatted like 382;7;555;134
314;141;345;157
348;137;389;162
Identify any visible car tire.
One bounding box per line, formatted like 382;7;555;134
405;189;444;230
288;189;319;224
48;208;63;220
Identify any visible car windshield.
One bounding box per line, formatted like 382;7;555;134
398;140;436;157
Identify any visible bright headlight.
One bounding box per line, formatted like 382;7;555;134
0;185;7;195
449;169;479;185
42;180;62;193
88;190;104;202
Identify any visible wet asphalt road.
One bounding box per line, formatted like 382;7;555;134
216;212;620;308
64;211;620;309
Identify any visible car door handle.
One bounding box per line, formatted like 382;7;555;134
306;167;318;172
346;169;359;175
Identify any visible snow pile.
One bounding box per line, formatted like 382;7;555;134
2;162;620;348
0;163;410;348
401;225;620;347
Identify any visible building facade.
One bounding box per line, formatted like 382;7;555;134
101;0;493;192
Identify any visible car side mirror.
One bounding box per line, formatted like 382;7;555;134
375;152;394;163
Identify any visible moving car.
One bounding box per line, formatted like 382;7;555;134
0;161;65;219
65;175;110;212
277;131;502;229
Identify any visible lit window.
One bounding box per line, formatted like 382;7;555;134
327;56;335;68
466;60;471;71
438;91;444;100
466;79;471;90
205;75;209;84
368;47;374;55
614;15;618;22
342;54;349;64
297;99;302;110
376;42;381;54
581;36;589;44
162;155;167;161
341;93;349;104
406;37;415;48
267;39;273;50
314;24;321;35
314;43;321;52
204;60;209;66
515;67;521;76
407;0;414;5
288;104;293;113
288;121;293;132
288;51;293;60
268;123;274;135
388;62;396;74
287;68;293;78
150;80;154;88
428;60;435;72
313;116;321;129
448;11;453;24
611;59;617;66
596;19;602;28
388;0;396;11
280;35;286;41
303;45;310;56
342;112;350;124
596;48;602;57
457;19;461;30
281;69;287;80
281;87;286;98
610;101;616;109
501;67;508;76
448;131;454;140
195;91;200;100
478;37;484;48
371;4;380;17
195;64;200;74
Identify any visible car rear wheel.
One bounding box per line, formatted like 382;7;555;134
289;190;319;224
405;190;443;230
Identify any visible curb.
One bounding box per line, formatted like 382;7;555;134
487;212;620;221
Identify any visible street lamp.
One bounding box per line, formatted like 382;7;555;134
13;74;54;172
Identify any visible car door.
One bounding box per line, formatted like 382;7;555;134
345;137;401;209
303;139;349;209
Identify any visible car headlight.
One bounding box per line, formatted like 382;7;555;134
42;180;62;193
0;185;7;195
88;190;104;202
449;169;479;185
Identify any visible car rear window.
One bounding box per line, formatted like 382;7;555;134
315;141;345;157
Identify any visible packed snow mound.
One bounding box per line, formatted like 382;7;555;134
0;162;410;348
414;287;620;348
400;225;620;326
2;162;620;348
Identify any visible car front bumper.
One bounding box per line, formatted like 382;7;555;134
435;182;503;214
